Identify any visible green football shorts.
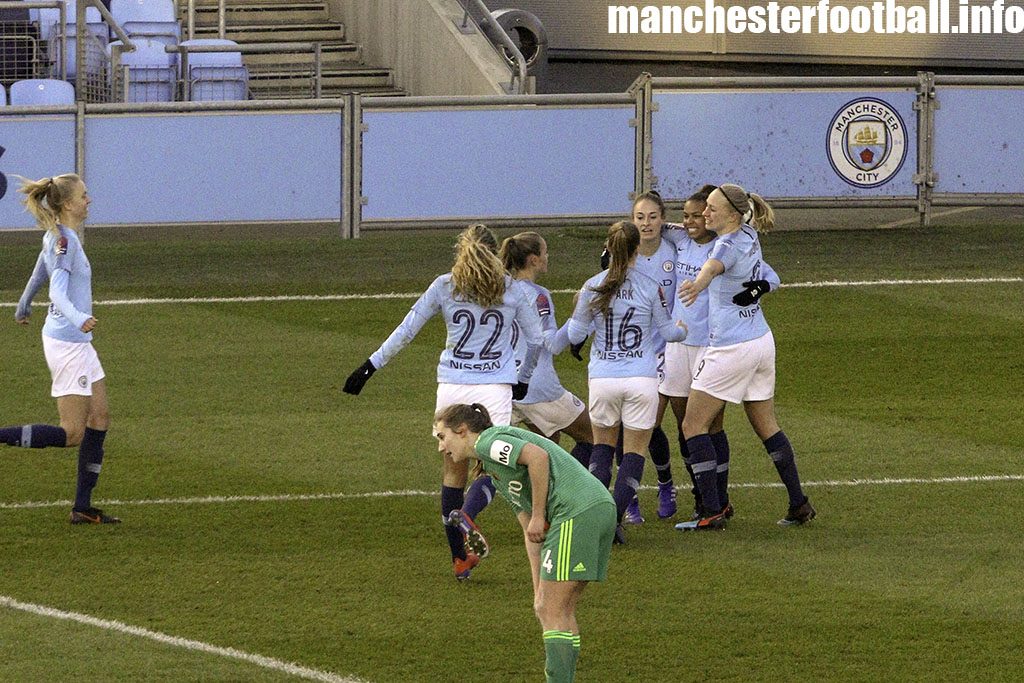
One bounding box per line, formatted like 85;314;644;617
539;501;616;582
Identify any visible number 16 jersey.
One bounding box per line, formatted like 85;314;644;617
565;268;686;379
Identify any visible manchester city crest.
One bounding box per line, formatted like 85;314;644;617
827;98;908;189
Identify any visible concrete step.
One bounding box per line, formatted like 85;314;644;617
192;22;344;43
248;83;406;99
239;42;361;67
188;0;312;6
247;67;392;90
188;2;329;26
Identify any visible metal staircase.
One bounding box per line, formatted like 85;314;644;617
183;0;403;99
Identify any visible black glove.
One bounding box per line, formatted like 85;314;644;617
569;339;587;361
512;382;530;400
343;358;377;395
732;280;771;307
600;248;611;270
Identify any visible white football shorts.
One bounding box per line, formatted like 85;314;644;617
588;376;659;431
659;342;706;398
511;390;586;438
43;334;105;398
690;331;776;404
434;382;513;431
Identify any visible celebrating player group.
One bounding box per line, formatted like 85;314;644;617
1;170;816;683
343;182;816;683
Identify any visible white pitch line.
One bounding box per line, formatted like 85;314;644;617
0;489;431;510
877;206;980;229
780;276;1023;289
0;595;367;683
0;277;1021;309
2;474;1022;511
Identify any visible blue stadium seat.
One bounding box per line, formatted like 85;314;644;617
108;37;176;102
0;84;7;105
32;1;106;40
33;1;109;80
0;3;40;82
9;78;75;105
110;0;179;47
180;39;248;101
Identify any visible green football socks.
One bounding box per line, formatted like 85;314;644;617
543;630;577;682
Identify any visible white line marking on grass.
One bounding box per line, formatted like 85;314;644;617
0;489;431;510
2;475;1022;511
780;276;1023;289
0;277;1021;309
0;595;367;683
877;207;980;229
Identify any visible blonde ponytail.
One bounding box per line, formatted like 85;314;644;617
718;183;775;233
451;224;507;308
16;173;80;233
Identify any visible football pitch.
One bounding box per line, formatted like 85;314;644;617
1;223;1022;682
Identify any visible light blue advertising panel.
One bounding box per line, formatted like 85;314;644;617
652;91;918;199
86;111;342;224
362;106;634;220
0;116;76;230
933;88;1024;194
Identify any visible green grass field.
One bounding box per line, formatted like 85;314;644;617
1;224;1022;682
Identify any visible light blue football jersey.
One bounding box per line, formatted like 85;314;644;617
370;274;543;385
565;268;686;379
706;226;773;347
36;226;94;343
665;225;716;347
633;235;678;353
511;280;566;404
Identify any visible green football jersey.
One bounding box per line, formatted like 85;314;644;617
474;426;614;523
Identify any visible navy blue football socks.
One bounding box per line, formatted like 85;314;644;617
685;434;722;514
0;424;67;448
462;475;495;521
588;443;614;488
613;452;645;521
649;425;673;485
570;441;592;469
679;431;700;503
764;431;806;508
710;430;731;507
73;427;106;510
441;485;467;560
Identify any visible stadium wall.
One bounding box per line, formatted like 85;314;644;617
2;75;1024;233
327;0;513;96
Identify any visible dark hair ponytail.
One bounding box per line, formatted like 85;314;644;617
589;221;640;315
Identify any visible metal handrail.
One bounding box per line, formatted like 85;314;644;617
185;0;226;40
87;0;134;49
458;0;527;94
651;76;922;89
167;41;324;101
2;0;67;80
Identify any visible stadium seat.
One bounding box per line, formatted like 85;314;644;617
108;37;176;102
179;38;248;101
0;4;40;82
110;0;180;47
32;1;106;40
0;84;7;105
9;78;75;105
33;0;109;80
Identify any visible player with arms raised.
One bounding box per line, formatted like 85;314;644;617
343;224;544;580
